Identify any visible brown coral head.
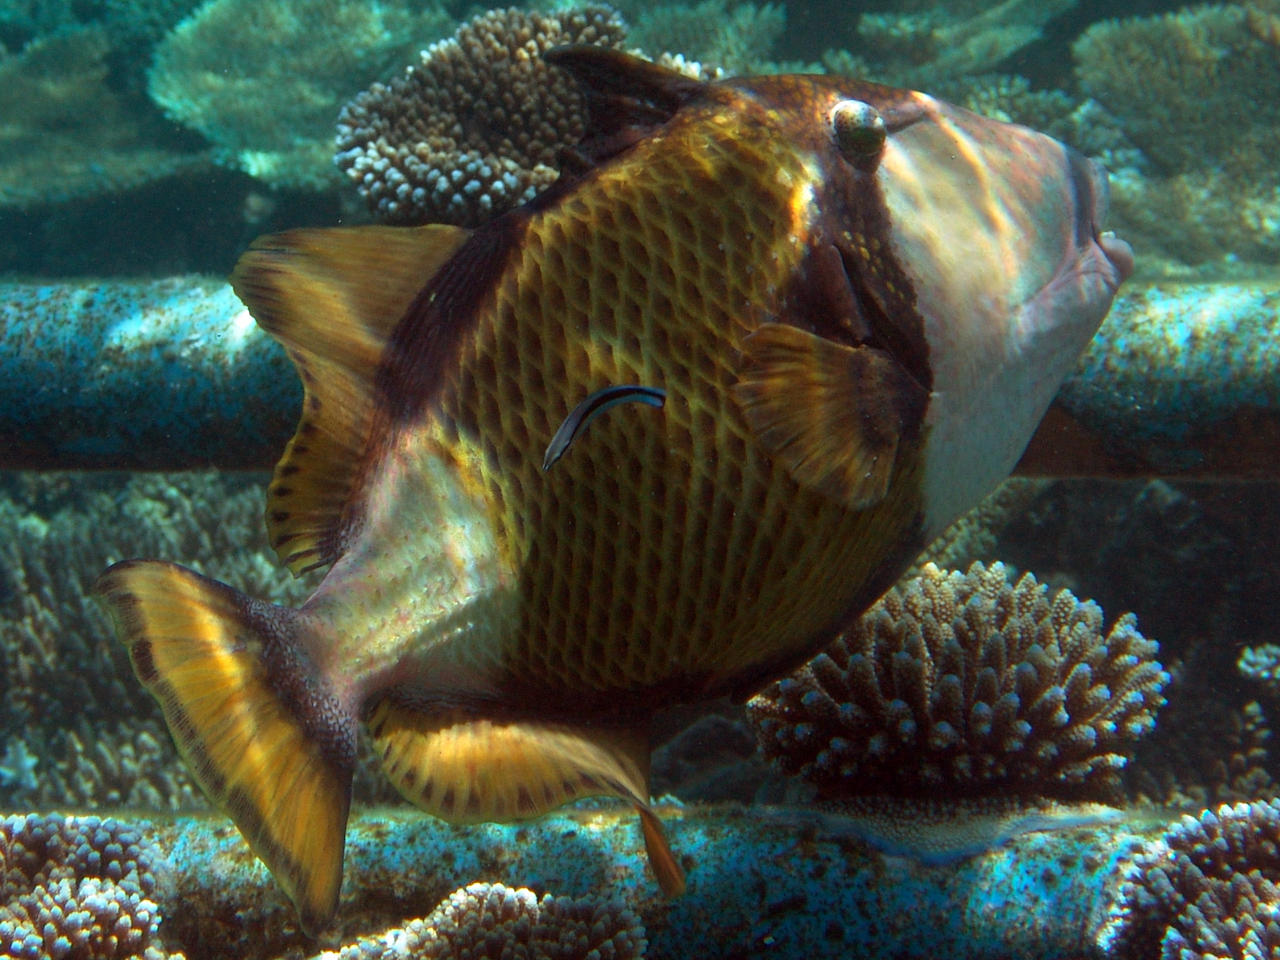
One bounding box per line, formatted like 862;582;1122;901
747;561;1168;801
1098;798;1280;960
334;5;628;227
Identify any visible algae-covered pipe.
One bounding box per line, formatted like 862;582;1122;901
1018;281;1280;480
2;276;1277;477
139;804;1153;960
0;277;299;470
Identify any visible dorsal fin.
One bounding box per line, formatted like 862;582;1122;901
230;224;469;574
543;47;706;174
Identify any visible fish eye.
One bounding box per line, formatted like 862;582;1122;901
830;99;885;167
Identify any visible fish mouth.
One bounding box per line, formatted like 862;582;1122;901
1073;149;1134;288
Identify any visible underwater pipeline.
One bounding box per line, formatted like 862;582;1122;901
0;276;1277;478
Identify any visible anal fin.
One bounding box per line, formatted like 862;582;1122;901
95;560;357;935
732;322;928;509
367;701;685;896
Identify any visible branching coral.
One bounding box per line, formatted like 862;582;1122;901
0;814;171;960
748;561;1168;801
1098;799;1280;960
1126;697;1277;810
334;5;629;227
319;882;646;960
148;0;454;189
0;471;308;811
1239;644;1280;698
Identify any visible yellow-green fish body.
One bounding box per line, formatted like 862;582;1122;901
96;49;1132;933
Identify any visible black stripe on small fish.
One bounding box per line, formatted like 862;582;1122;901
542;385;666;471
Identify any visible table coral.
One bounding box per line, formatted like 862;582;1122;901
0;25;211;212
1097;798;1280;960
334;6;628;227
148;0;455;189
747;561;1169;802
841;0;1076;88
618;0;784;74
320;882;646;960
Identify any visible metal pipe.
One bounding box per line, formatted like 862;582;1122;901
0;277;298;470
2;276;1277;478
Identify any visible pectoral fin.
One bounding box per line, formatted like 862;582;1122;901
733;322;928;509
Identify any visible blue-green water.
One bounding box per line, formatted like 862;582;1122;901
1;2;1278;958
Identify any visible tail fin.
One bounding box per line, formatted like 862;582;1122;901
95;560;356;934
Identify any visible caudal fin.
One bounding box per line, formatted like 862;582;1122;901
95;560;356;934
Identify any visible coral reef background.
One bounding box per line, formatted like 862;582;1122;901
2;0;1279;957
2;0;1278;278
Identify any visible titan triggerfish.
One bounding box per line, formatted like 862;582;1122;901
96;48;1134;933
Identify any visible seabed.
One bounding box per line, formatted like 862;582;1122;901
98;800;1169;959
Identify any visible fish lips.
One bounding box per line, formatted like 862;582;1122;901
1069;146;1135;293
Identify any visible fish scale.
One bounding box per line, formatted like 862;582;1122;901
94;47;1132;933
446;124;885;697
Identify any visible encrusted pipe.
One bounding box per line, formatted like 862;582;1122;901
1017;281;1280;480
139;804;1155;960
2;276;1277;477
0;277;298;470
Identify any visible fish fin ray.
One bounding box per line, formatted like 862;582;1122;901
231;224;470;574
95;560;356;935
543;47;705;171
368;702;685;893
732;322;928;509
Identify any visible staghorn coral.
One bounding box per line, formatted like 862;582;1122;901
334;5;629;227
1097;799;1280;960
148;0;455;189
318;881;646;960
1073;5;1280;266
748;561;1168;801
0;813;173;960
